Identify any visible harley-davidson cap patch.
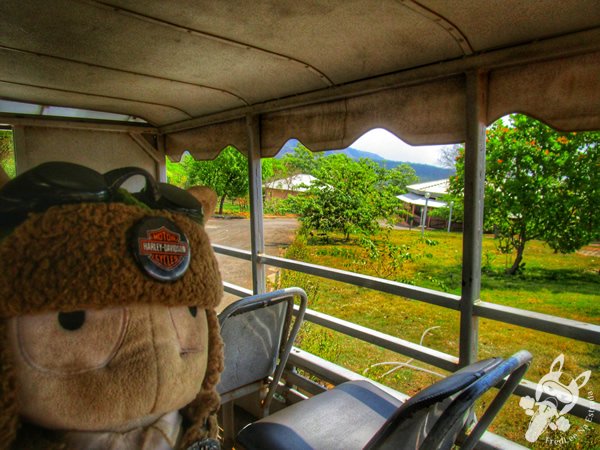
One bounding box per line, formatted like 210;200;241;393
131;217;191;281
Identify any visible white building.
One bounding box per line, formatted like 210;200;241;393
264;174;318;200
397;179;453;229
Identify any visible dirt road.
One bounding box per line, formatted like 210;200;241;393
205;217;299;307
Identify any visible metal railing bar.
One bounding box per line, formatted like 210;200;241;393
294;305;459;372
213;244;252;261
220;281;599;423
215;248;599;346
475;301;600;345
515;379;599;424
260;254;460;310
288;347;411;403
223;281;253;298
262;253;598;345
284;369;327;396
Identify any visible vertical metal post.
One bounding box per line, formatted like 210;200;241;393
246;115;266;294
421;193;430;236
11;125;28;174
156;134;167;182
459;71;487;367
447;201;454;233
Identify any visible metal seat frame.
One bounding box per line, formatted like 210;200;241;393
217;287;308;447
237;350;532;450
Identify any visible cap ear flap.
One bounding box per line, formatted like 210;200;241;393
0;320;19;447
187;186;217;221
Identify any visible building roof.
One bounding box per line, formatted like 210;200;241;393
264;174;317;192
406;179;450;198
397;192;447;208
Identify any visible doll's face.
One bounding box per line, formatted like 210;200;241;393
7;303;209;431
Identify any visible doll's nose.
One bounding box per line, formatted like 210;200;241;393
136;304;208;414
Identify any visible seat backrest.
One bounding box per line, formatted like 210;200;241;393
217;288;307;414
218;300;287;394
367;350;532;450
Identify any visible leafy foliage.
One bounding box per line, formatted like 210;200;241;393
165;156;188;188
166;142;418;223
0;130;15;179
451;114;600;274
437;144;462;169
277;226;599;449
279;143;319;175
286;151;417;239
169;147;249;214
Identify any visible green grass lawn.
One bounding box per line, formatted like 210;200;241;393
278;228;599;449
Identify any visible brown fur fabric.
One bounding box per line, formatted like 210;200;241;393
0;202;222;317
187;186;218;219
180;309;224;447
0;321;18;446
0;202;224;449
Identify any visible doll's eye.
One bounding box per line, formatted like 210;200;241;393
14;308;127;373
58;311;86;330
170;306;207;353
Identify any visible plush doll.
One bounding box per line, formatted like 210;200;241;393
0;162;224;450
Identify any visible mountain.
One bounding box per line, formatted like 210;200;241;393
275;139;454;182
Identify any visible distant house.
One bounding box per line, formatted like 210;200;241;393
264;174;317;200
397;179;454;229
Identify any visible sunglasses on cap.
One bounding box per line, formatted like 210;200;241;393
0;162;204;227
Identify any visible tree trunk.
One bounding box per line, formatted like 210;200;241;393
507;242;525;275
218;195;226;215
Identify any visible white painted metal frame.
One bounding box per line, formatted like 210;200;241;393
246;115;266;294
459;70;487;366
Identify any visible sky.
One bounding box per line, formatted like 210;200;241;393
350;128;449;167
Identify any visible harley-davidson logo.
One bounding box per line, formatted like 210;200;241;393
131;217;191;281
139;226;189;270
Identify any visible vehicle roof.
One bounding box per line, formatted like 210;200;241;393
2;1;599;159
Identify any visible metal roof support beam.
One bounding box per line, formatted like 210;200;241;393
160;29;600;136
128;133;164;182
157;135;167;182
128;133;162;163
0;115;157;134
459;71;487;367
247;114;266;294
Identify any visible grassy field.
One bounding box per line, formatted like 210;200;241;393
278;228;599;449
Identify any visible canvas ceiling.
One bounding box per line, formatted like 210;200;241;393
1;0;599;160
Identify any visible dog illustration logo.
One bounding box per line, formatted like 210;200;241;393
519;354;591;443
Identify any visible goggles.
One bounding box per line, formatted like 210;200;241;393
0;162;204;227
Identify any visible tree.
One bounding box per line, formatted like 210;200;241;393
378;165;419;197
181;146;249;215
0;130;15;182
451;114;600;275
261;157;287;184
437;144;462;169
288;154;416;240
165;156;189;188
281;143;319;175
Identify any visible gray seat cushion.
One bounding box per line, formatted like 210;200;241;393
237;380;402;450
